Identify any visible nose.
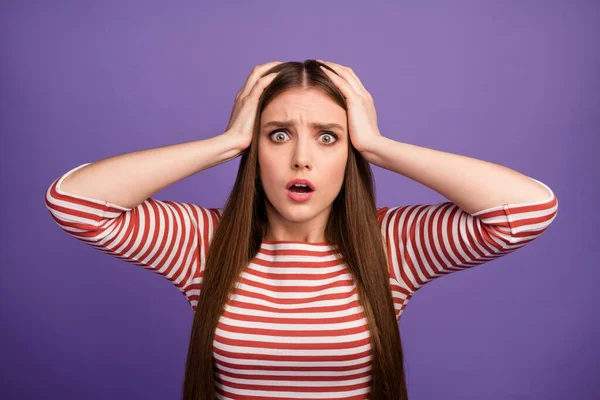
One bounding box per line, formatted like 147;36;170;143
292;133;312;170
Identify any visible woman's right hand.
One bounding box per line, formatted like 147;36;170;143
223;61;282;154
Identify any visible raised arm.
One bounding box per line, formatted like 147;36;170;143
378;178;558;302
58;134;243;209
45;134;241;308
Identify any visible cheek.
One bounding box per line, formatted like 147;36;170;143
322;153;347;187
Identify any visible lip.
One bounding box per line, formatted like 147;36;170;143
286;178;316;191
287;188;315;202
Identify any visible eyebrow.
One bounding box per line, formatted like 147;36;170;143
262;120;345;133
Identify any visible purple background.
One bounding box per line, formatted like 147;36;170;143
1;1;597;399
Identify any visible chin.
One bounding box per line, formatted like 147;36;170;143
268;197;319;221
280;204;317;221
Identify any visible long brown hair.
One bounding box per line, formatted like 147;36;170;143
183;59;408;399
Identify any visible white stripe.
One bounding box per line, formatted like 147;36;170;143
213;351;372;368
215;373;371;388
214;327;369;344
233;280;357;299
215;363;371;377
214;381;369;399
223;304;363;319
225;292;360;309
246;263;347;275
217;315;367;332
238;270;354;287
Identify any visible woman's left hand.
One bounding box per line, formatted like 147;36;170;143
317;60;383;154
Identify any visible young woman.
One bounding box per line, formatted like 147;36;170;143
45;60;558;399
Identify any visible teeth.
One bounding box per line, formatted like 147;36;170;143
294;184;307;187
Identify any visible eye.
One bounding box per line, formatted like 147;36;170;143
269;129;338;145
270;130;290;142
319;131;338;144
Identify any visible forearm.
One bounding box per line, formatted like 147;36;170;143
59;133;244;209
362;136;552;214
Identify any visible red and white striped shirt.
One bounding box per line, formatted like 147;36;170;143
45;162;559;399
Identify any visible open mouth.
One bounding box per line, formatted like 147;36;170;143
287;184;315;202
288;184;313;194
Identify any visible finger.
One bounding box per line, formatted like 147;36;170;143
238;61;283;98
248;71;279;98
317;61;362;91
318;60;371;100
319;65;356;101
238;61;282;97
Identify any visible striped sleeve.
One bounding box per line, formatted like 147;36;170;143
377;177;559;302
44;162;223;309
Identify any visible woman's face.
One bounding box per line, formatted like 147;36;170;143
258;88;349;239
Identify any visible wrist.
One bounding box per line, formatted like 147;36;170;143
359;136;386;163
220;131;248;153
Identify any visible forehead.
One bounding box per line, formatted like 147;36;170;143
260;88;346;129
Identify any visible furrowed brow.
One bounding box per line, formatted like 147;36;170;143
263;120;345;133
